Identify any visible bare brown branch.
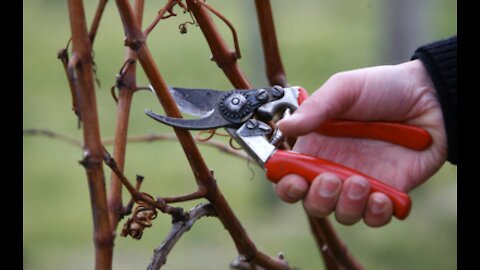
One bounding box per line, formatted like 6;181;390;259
255;0;287;86
54;0;362;268
115;1;293;268
187;0;250;88
253;3;360;269
116;0;215;188
196;0;242;59
254;0;287;87
307;216;363;270
67;1;113;269
108;0;145;232
147;203;216;270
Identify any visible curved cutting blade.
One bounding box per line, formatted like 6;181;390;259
168;87;227;117
145;109;234;130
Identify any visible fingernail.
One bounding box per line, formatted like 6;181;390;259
287;183;304;199
318;176;341;198
283;113;301;124
371;197;386;214
347;177;369;200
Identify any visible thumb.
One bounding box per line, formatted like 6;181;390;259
277;73;361;137
276;109;315;137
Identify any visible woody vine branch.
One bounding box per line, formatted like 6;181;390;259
51;0;366;269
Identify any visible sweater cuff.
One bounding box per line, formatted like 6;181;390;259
411;36;457;164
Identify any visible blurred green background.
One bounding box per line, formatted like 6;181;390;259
23;0;457;269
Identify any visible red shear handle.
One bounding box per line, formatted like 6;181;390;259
296;87;432;151
265;150;411;220
318;120;432;151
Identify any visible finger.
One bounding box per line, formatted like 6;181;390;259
335;176;371;225
363;192;393;227
274;174;309;203
303;173;342;217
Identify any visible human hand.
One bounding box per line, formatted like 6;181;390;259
275;60;447;227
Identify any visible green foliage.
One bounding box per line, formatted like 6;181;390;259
24;1;456;269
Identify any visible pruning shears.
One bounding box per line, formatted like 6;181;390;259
145;85;432;220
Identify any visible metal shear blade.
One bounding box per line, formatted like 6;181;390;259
146;86;234;130
146;86;286;130
145;109;233;130
168;86;226;117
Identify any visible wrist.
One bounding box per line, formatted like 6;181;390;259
404;59;436;91
411;37;457;164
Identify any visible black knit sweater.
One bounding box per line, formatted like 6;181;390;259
411;36;457;165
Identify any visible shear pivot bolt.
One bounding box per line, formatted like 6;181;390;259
224;93;246;113
256;89;268;101
271;85;285;98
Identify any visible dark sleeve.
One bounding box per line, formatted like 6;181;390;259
411;36;457;165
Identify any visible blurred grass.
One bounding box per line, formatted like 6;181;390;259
23;0;457;269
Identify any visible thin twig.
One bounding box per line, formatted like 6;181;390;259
161;189;207;204
196;0;241;59
23;129;249;160
89;0;109;43
110;133;249;160
123;175;146;216
57;40;81;121
147;203;216;270
23;128;82;147
143;0;179;36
